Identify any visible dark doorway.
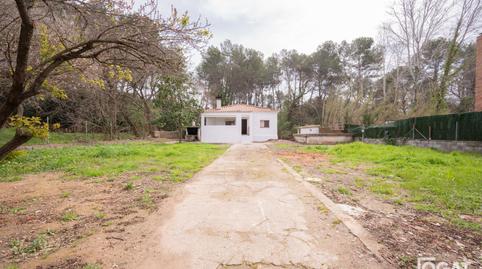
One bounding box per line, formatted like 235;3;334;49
241;119;248;135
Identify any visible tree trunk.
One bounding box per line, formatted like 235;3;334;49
0;129;32;160
122;111;141;137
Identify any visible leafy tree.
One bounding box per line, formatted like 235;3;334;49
154;76;202;137
0;0;209;159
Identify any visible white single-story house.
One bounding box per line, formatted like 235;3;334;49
200;99;278;143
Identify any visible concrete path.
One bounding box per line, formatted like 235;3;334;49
140;144;384;269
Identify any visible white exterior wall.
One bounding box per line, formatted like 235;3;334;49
200;111;278;143
299;127;320;134
251;112;278;142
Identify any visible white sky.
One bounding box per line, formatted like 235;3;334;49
158;0;394;67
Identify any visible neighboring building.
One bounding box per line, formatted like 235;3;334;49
475;33;482;111
200;98;278;143
294;125;353;145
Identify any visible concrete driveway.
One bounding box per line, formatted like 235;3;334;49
140;143;384;269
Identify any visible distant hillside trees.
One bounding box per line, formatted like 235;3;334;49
197;0;481;138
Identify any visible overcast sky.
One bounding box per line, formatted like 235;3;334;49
158;0;393;67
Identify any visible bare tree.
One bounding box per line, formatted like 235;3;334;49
436;0;482;111
385;0;449;106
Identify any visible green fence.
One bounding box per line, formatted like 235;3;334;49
352;111;482;141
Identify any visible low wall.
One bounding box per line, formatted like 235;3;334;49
358;138;482;153
294;134;353;145
152;130;180;139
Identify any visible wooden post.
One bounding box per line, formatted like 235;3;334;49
46;116;50;144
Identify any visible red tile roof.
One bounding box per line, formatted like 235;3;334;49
204;104;277;113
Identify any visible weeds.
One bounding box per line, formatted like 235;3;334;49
317;204;329;214
95;211;107;220
61;210;79;222
140;192;154;208
123;182;134;190
337;186;352;195
9;234;47;255
83;263;102;269
9;207;26;214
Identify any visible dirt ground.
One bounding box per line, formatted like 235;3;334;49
1;142;480;269
2;143;388;269
269;141;481;268
0;172;173;268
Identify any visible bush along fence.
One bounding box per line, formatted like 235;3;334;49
347;112;482;153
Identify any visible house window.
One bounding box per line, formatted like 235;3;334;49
260;120;270;128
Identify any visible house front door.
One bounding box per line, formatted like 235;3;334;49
241;119;248;135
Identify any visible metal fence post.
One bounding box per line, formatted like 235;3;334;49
412;123;415;140
455;121;458;141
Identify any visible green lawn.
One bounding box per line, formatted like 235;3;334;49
301;142;482;230
0;142;227;182
0;128;133;146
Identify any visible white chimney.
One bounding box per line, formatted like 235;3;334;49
216;97;222;109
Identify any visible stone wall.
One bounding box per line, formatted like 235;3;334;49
357;138;482;154
294;134;353;145
476;34;482;111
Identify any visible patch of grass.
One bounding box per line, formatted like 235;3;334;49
293;165;303;173
322;168;348;174
398;255;416;268
369;178;397;196
272;143;300;150
152;175;167;181
140;193;154;208
9;234;47;255
9;207;27;214
305;142;482;230
94;211;107;220
354;177;367;188
4;264;19;269
0;128;134;146
337;186;352;195
61;191;71;198
317;204;329;214
101;221;113;227
83;264;102;269
0;142;228;182
61;210;78;222
370;182;395;195
332;219;342;226
130;175;142;181
123;182;134;190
